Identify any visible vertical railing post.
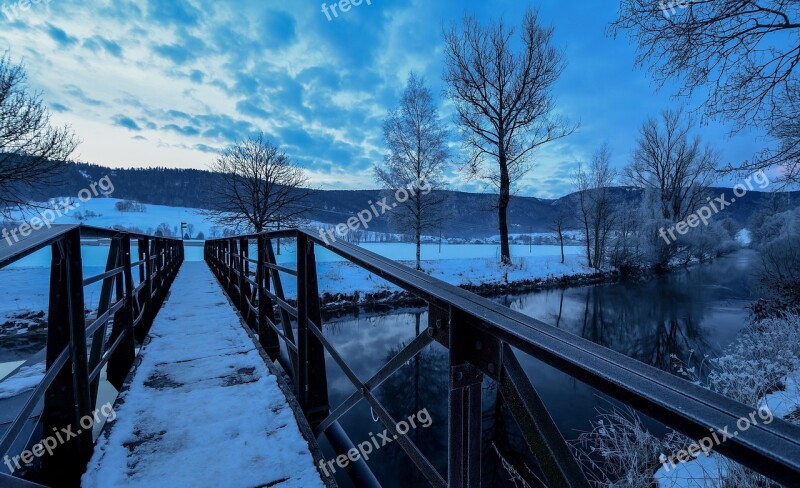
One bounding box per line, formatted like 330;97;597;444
238;237;248;318
107;234;137;390
138;237;153;343
154;239;163;296
265;239;299;383
257;235;280;360
41;228;93;486
448;308;483;488
231;239;240;304
87;237;120;406
296;232;330;428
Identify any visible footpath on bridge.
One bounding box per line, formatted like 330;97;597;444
81;261;326;488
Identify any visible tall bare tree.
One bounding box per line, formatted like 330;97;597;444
205;133;309;234
627;110;718;222
612;0;800;184
0;53;78;212
590;145;616;269
443;8;576;265
376;73;449;270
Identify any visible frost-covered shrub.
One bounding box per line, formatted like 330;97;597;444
572;407;688;487
707;314;800;406
679;219;740;263
751;208;800;307
575;314;800;487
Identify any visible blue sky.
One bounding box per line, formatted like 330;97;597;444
0;0;767;198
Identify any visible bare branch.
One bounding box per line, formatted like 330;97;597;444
202;133;310;233
0;52;78;213
443;8;577;263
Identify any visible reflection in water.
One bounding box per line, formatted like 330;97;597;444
320;251;758;486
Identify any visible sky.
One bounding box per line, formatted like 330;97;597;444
0;0;769;198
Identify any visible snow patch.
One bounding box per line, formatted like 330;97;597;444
0;362;45;400
760;369;800;418
654;453;727;488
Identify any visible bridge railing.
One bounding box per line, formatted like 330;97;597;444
0;224;183;487
205;228;800;487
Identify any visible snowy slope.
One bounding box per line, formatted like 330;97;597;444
6;198;214;237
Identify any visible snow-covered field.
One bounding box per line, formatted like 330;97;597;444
2;214;588;308
5;198;214;237
304;248;587;299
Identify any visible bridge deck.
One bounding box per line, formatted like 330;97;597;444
81;262;325;488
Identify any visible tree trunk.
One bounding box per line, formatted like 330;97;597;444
559;231;565;264
583;219;593;269
498;156;512;265
593;225;601;270
416;228;422;271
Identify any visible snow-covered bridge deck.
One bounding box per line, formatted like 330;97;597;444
81;262;325;488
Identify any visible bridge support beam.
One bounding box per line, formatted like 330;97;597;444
296;234;330;429
41;229;94;487
447;308;484;488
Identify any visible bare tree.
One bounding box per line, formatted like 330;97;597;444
0;53;78;211
762;87;800;184
574;144;617;270
590;145;617;269
204;133;309;233
626;110;719;266
376;73;449;270
627;110;718;222
574;165;594;268
549;209;568;264
612;0;800;183
443;8;576;265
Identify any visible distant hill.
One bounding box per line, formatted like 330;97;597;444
18;162;800;238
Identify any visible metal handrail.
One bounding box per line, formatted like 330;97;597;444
206;228;800;487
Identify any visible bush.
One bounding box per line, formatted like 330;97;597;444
115;200;146;213
752;208;800;308
573;406;689;487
